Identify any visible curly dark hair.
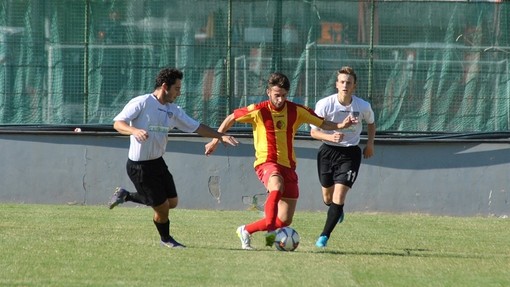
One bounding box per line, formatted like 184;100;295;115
267;72;290;91
154;68;183;89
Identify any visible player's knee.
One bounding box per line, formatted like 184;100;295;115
167;197;178;209
153;211;169;223
276;217;292;228
322;194;333;205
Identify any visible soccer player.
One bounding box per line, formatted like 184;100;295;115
108;68;238;248
205;72;357;250
310;66;376;248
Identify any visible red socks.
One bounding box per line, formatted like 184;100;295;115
245;219;266;233
245;190;283;233
276;217;288;228
264;190;281;231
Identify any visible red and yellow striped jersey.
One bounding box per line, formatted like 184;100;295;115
234;100;324;169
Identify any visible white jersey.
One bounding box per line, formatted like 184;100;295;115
113;94;200;161
310;94;374;146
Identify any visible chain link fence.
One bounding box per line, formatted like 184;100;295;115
0;0;508;133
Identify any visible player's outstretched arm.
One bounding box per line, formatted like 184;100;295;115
205;113;236;156
319;114;357;131
195;124;239;147
310;128;344;144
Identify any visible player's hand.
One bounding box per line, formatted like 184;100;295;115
340;114;358;129
205;139;219;156
328;132;344;143
363;143;374;159
220;135;239;147
133;129;149;142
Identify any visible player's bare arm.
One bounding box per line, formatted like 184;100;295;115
195;124;239;147
310;128;344;143
113;120;149;142
363;123;376;158
319;114;357;131
205;113;236;156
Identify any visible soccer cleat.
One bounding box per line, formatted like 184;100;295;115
160;236;186;248
338;211;345;224
315;235;328;248
236;225;253;250
265;230;277;247
108;187;128;209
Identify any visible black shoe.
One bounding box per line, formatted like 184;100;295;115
160;237;186;248
108;187;128;209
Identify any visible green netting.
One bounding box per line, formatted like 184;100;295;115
0;0;509;133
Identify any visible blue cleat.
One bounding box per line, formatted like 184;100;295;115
315;235;328;248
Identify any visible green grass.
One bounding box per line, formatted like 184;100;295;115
0;204;509;287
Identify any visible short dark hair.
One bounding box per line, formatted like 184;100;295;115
267;72;290;91
154;68;183;89
336;66;357;84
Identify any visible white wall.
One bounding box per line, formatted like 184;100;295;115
1;132;509;217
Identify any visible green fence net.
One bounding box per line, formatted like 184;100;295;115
1;0;509;133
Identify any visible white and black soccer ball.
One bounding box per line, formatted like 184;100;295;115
274;226;300;251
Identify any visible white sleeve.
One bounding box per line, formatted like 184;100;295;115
310;100;325;130
363;102;375;125
171;105;200;133
113;97;143;123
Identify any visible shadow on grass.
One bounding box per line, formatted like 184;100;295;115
185;246;506;260
309;248;492;259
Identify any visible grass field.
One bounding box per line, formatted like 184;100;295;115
0;204;509;287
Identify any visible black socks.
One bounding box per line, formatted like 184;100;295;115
154;220;170;242
126;192;145;204
320;203;344;238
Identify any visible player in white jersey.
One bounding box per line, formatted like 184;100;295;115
108;68;238;248
310;66;376;248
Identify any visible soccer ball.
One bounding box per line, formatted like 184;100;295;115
274;227;300;251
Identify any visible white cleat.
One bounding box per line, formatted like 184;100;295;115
236;225;254;250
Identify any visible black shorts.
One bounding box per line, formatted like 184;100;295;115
126;157;177;207
316;144;362;188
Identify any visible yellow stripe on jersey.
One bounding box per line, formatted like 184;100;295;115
234;100;324;169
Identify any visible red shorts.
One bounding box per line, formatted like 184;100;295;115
255;162;299;199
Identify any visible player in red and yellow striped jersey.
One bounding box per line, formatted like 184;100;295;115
205;72;357;250
234;99;322;170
